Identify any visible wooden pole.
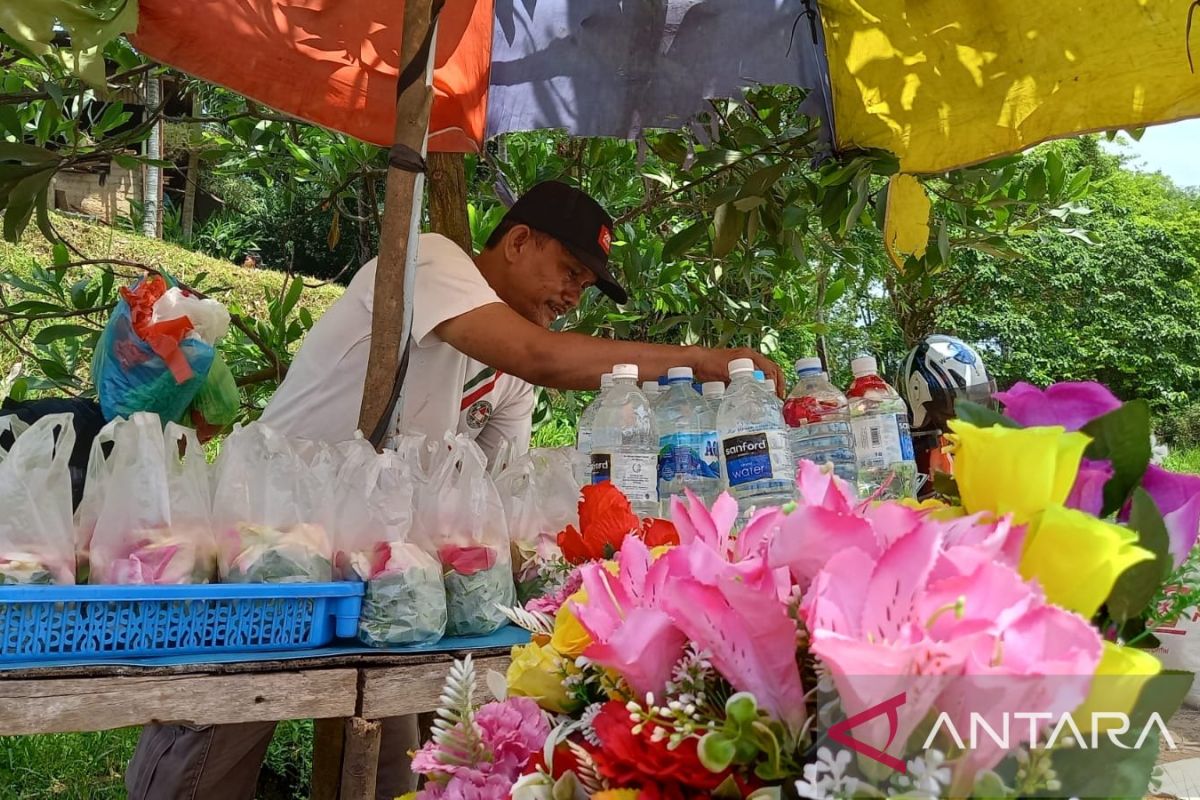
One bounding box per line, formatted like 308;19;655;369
339;717;383;800
427;152;472;252
310;717;346;800
357;0;438;436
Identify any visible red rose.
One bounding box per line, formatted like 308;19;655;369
557;483;640;564
589;701;727;792
639;517;679;548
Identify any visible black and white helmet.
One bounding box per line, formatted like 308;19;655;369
901;334;996;431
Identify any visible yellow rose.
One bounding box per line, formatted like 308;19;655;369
506;642;578;714
550;589;592;657
1020;505;1154;618
1073;642;1162;730
947;420;1090;523
593;792;641;800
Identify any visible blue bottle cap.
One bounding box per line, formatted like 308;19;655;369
752;370;765;381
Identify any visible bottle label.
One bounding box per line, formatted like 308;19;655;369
896;413;916;461
592;451;657;504
851;414;913;468
590;453;611;483
720;431;792;489
657;432;720;483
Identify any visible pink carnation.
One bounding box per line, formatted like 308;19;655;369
474;697;550;774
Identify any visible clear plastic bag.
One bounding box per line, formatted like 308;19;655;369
335;435;446;646
495;447;583;601
425;434;515;636
0;413;77;584
86;413;215;584
212;423;335;583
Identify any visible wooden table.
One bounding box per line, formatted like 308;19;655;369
0;647;513;800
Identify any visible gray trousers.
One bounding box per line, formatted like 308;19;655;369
126;716;419;800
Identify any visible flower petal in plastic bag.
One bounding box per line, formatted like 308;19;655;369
212;423;335;583
425;434;515;636
86;413;215;585
0;413;76;584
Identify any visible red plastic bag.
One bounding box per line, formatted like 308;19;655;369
119;275;196;384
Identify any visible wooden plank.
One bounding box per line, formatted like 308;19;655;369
360;655;511;718
0;669;358;735
0;645;517;680
311;717;347;800
340;717;382;800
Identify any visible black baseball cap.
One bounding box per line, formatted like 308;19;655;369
499;181;627;304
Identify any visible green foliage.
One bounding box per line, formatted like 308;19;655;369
1158;402;1200;449
1165;446;1200;476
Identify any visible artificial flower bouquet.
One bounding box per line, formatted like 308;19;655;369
405;381;1198;800
426;435;516;637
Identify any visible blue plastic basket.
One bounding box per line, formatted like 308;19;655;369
0;582;363;663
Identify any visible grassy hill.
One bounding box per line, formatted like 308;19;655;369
0;214;344;383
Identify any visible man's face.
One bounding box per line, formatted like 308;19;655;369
500;226;596;327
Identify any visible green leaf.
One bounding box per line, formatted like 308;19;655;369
3;300;64;315
0;141;58;164
33;324;96;345
738;163;787;199
712;203;744;258
698;732;737;772
823;277;846;306
1025;164;1046;200
1046;150;1065;198
954;399;1021;429
52;242;69;266
1106;489;1172;623
1066;165;1094;198
280;277;304;320
1049;734;1160;800
1079;400;1152;517
651;132;688;165
663;221;707;260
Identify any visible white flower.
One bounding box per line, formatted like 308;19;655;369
796;747;860;799
893;749;951;797
510;771;554;800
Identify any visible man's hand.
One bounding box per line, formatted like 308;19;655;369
693;347;786;397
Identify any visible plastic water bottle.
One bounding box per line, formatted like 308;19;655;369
655;367;721;512
592;364;660;517
701;382;725;416
847;356;917;499
717;358;794;515
641;381;662;407
575;372;613;484
783;357;858;486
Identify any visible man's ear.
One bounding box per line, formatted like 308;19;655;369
502;223;534;263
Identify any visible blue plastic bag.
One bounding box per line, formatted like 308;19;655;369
92;279;214;422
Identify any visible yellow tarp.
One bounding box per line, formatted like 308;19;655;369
820;0;1200;174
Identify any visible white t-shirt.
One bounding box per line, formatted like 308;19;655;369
261;233;535;464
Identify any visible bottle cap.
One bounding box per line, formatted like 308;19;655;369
765;379;777;394
702;381;725;396
728;357;755;376
851;356;878;377
753;370;765;381
795;357;823;374
667;366;694;381
612;363;639;380
599;372;614;388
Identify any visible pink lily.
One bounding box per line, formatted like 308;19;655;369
571;536;686;697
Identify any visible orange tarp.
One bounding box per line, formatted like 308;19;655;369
131;0;492;153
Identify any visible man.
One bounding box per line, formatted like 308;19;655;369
126;181;783;800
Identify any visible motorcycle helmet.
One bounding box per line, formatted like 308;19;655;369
900;334;996;431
